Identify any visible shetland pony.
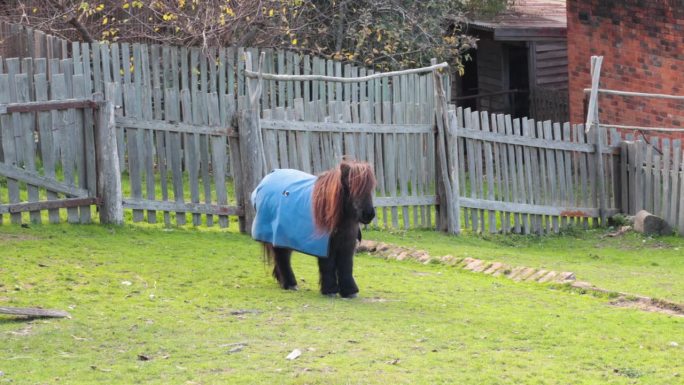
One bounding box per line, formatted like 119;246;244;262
251;160;376;298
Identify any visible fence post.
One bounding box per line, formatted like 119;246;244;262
586;56;607;225
431;58;457;234
237;51;266;231
95;88;123;225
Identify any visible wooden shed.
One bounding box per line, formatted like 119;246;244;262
455;0;568;121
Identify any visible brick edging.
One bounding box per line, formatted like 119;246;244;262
356;240;576;284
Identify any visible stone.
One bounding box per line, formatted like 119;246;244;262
538;271;559;283
526;270;548;282
506;266;525;278
483;262;505;274
555;272;576;283
356;240;378;253
395;251;410;261
375;243;391;252
464;259;484;271
513;268;537;281
472;262;491;273
633;210;673;236
459;257;476;267
492;267;511;277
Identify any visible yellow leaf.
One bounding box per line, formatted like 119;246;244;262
269;9;274;17
123;3;129;9
291;38;297;45
102;17;108;25
32;7;37;13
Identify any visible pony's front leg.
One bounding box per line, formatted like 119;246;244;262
335;243;359;298
317;255;339;296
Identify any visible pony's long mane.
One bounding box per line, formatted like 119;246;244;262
312;160;376;232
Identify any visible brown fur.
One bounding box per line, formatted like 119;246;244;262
312;160;376;232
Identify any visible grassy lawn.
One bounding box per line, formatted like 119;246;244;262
1;224;682;384
365;228;684;304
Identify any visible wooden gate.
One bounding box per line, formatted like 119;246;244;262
110;82;244;229
0;64;99;224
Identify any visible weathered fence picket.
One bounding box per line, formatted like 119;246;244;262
621;138;684;235
453;106;622;234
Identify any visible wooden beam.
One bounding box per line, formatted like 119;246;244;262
116;117;231;136
123;198;243;216
0;306;70;318
0;163;89;197
260;120;433;134
0;98;97;114
459;197;619;218
0;197;99;214
245;62;448;83
374;195;437;207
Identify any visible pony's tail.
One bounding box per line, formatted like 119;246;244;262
261;242;275;267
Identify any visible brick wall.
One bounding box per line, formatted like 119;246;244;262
567;0;684;141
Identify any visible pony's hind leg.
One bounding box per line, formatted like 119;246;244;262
273;247;298;290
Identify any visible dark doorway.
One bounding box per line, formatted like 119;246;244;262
455;49;478;110
507;44;529;118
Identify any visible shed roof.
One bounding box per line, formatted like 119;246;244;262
468;0;566;41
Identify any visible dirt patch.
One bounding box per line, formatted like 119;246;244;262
0;233;41;242
610;298;684;317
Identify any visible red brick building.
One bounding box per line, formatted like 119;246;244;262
567;0;684;139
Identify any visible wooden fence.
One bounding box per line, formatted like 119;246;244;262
259;101;438;230
451;107;621;234
0;36;447;228
621;138;684;235
238;54;451;231
1;38;681;236
0;21;69;61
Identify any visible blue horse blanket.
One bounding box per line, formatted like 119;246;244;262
251;169;330;258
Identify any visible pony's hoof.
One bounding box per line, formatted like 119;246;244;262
341;293;358;299
323;293;337;298
286;285;299;291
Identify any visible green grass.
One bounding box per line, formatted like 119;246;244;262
365;227;684;304
1;224;682;384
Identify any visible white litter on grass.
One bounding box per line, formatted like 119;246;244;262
121;281;132;286
286;349;302;360
670;341;679;347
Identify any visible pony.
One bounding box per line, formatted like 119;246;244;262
251;160;376;298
